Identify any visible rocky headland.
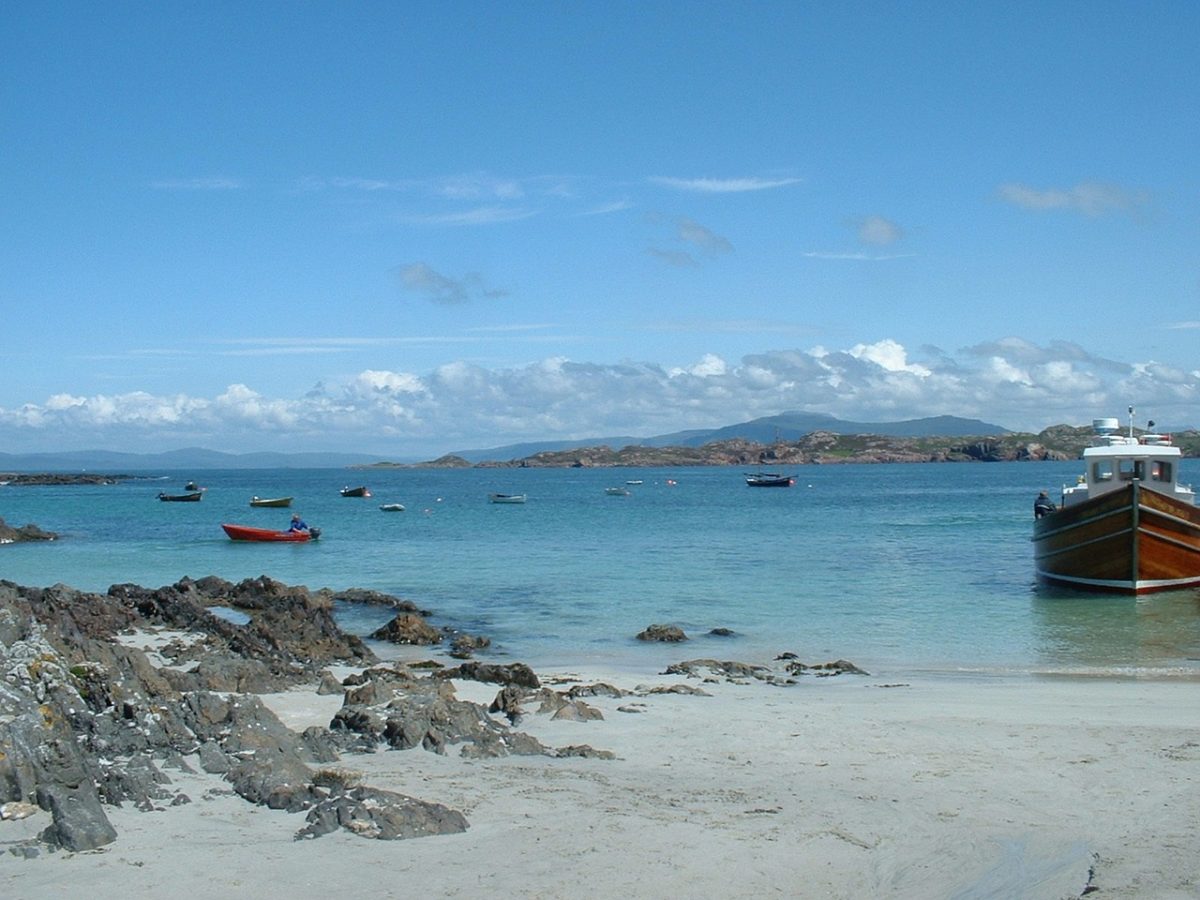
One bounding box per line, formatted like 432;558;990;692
386;424;1200;469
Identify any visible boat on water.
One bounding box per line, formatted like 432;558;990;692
379;503;405;512
1032;409;1200;594
249;496;293;508
605;486;631;496
488;493;526;504
185;481;202;492
158;491;203;502
745;472;796;487
222;523;320;542
340;486;371;498
625;479;644;485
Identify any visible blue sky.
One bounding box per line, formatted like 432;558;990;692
3;1;1198;457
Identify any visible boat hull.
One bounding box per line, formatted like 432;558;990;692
222;524;317;542
745;474;795;487
159;492;203;502
1032;482;1200;594
249;497;293;508
488;493;526;504
340;487;370;498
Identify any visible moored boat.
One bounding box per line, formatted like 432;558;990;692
221;523;320;542
379;503;405;512
249;496;293;508
340;486;371;498
1032;410;1200;594
158;491;203;502
488;493;526;504
605;486;631;496
745;472;795;487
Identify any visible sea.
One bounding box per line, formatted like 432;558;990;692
3;461;1199;679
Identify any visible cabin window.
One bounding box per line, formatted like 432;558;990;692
1092;461;1114;482
1151;461;1173;482
1117;459;1144;481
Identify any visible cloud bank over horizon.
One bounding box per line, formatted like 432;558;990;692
3;338;1197;458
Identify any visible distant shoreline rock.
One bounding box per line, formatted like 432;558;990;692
0;517;57;543
0;472;132;485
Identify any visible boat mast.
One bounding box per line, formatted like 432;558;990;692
1128;405;1135;440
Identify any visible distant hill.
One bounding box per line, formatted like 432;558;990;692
0;413;1014;471
451;412;1010;462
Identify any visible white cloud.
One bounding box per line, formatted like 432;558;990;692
150;176;243;191
802;251;915;261
398;206;538;226
398;263;507;305
649;176;802;193
857;215;904;246
677;218;733;255
848;339;931;376
3;340;1198;454
997;181;1150;217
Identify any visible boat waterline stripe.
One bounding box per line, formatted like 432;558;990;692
1036;569;1200;591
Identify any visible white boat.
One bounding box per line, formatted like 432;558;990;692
625;479;644;485
379;503;405;512
249;495;293;508
605;486;631;496
488;493;526;504
1032;409;1200;594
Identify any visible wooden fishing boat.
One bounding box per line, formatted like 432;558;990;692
249;496;293;508
1032;410;1200;594
340;486;371;498
222;523;320;542
488;493;526;504
158;491;203;502
745;472;795;487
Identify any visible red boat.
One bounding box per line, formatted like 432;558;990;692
221;524;320;542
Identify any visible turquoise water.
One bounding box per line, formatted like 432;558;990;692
3;462;1199;678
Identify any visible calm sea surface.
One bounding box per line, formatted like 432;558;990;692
3;462;1199;678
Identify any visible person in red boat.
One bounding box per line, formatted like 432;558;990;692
288;514;309;533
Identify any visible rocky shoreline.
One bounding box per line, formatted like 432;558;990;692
0;576;856;855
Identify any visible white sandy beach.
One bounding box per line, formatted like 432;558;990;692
4;665;1198;900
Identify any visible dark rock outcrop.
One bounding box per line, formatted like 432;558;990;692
371;613;442;645
637;623;687;642
0;517;57;542
0;577;468;847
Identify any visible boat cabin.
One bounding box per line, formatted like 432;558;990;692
1060;417;1195;509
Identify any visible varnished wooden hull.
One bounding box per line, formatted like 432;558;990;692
1033;483;1200;594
